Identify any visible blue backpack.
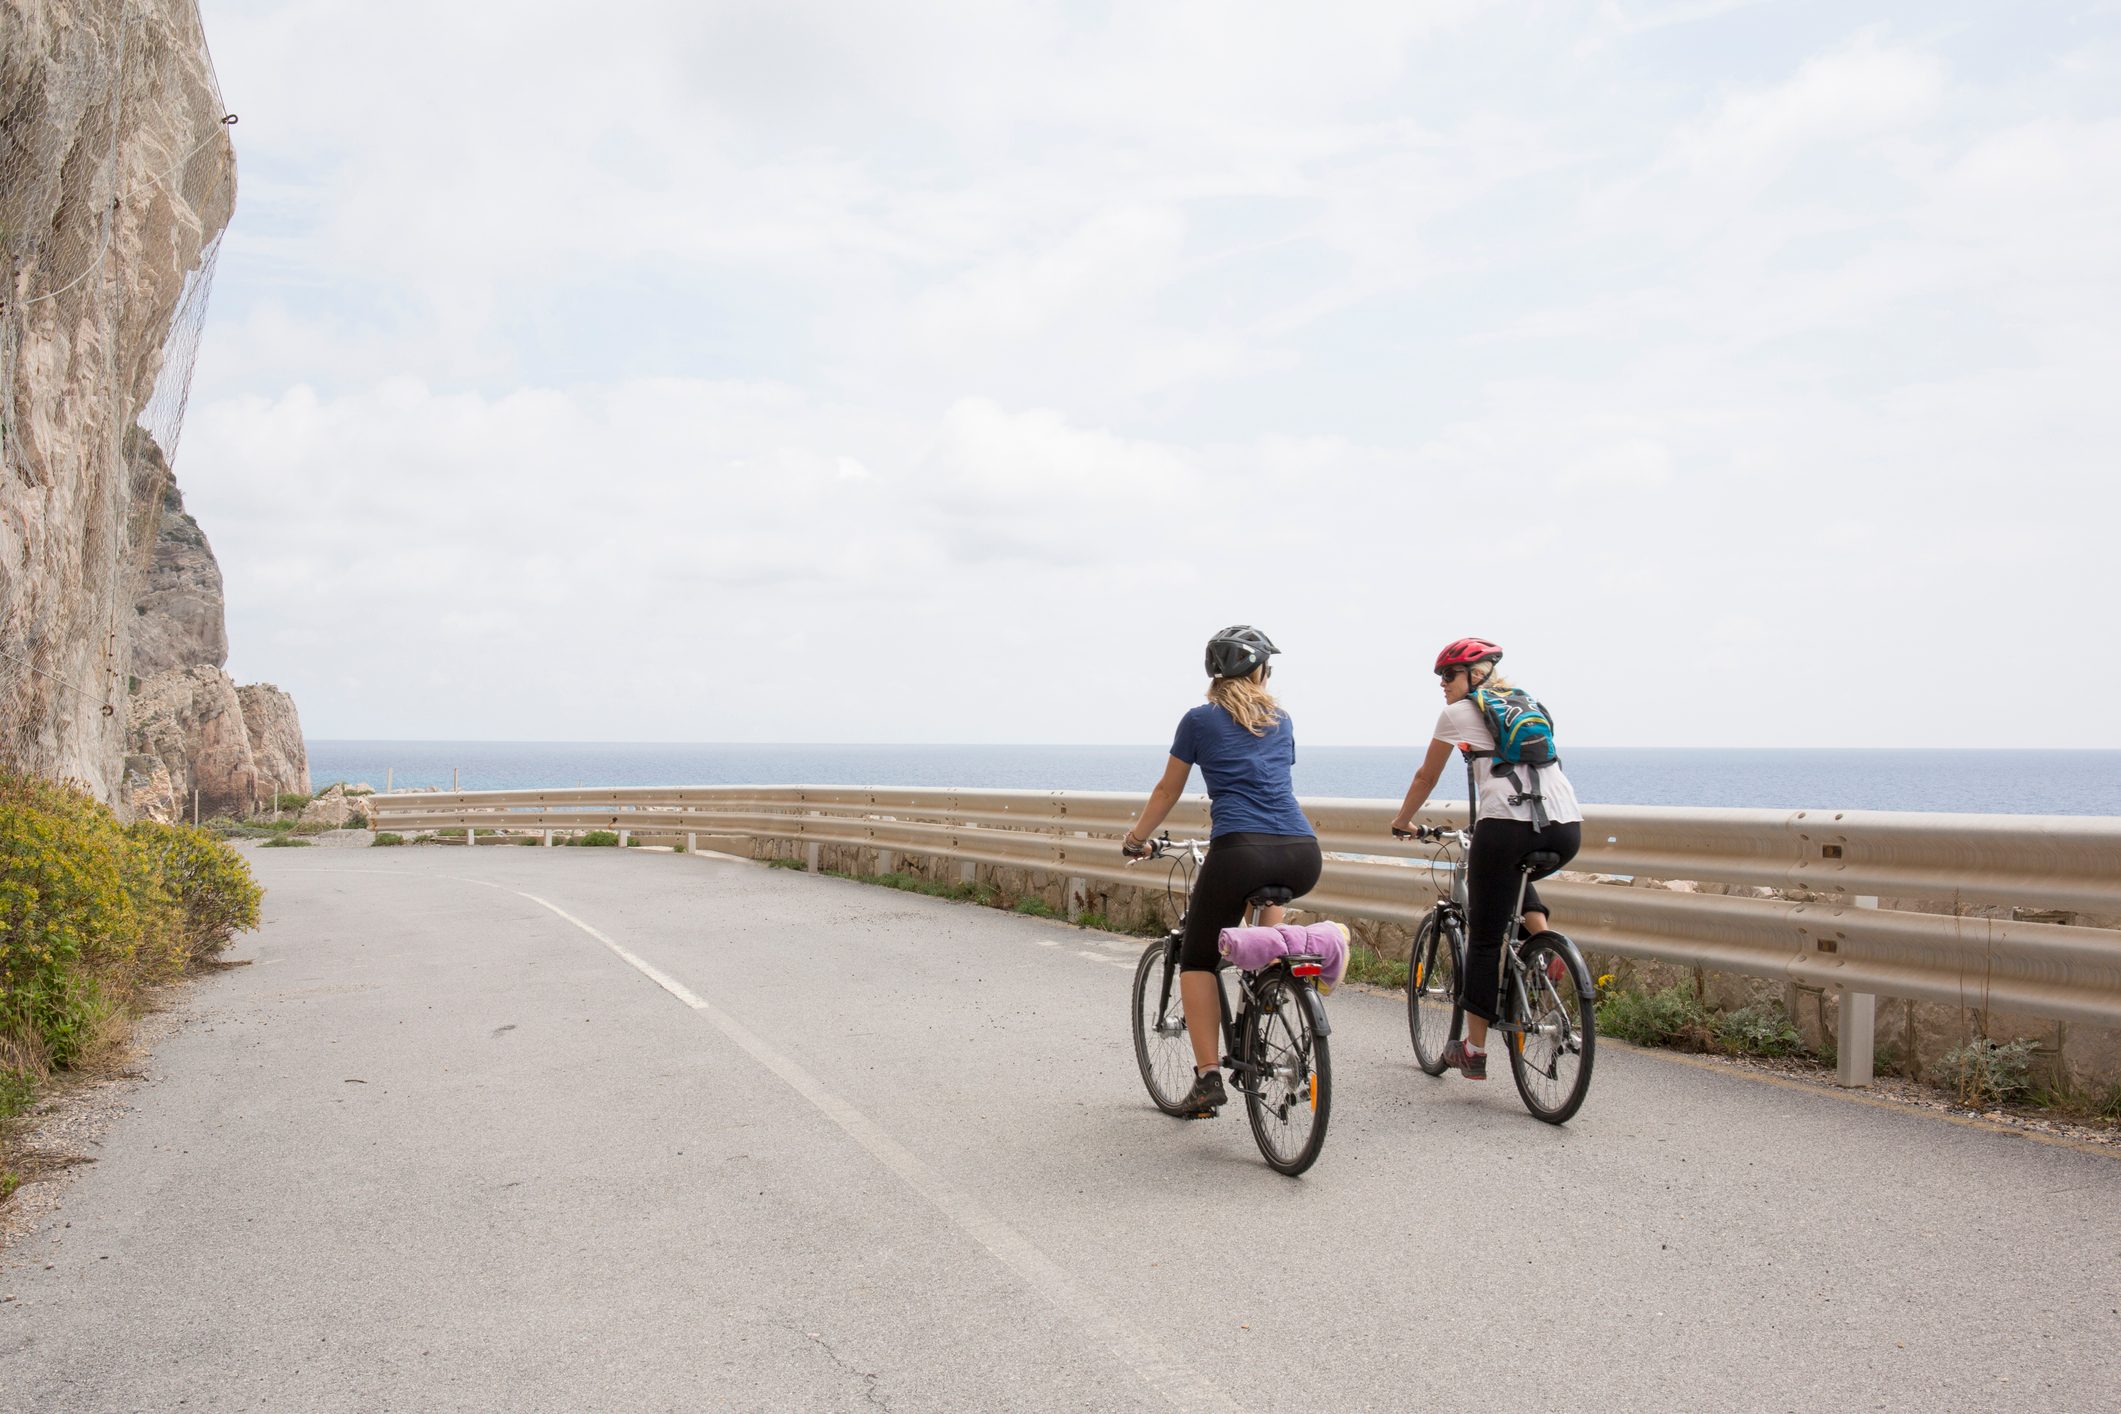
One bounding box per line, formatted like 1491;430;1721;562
1468;687;1561;825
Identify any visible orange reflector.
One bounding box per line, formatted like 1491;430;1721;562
1309;1073;1318;1110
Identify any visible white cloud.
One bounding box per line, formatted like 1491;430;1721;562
179;0;2121;749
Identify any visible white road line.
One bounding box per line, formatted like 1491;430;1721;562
516;890;1244;1414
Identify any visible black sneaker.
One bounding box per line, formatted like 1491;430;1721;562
1176;1070;1227;1118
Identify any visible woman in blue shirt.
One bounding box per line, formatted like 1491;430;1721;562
1122;626;1323;1118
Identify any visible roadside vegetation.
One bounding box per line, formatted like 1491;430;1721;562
1;769;262;1201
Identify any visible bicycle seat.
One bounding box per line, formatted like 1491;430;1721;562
1247;886;1295;907
1522;850;1564;872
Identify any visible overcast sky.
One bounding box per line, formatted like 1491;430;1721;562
182;0;2121;749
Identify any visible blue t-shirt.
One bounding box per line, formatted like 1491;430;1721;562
1170;703;1314;839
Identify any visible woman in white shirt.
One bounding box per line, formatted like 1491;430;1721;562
1388;637;1584;1080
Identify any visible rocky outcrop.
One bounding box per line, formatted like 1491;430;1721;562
127;665;258;820
300;782;368;830
237;682;308;798
130;481;228;677
122;752;178;822
1;0;238;800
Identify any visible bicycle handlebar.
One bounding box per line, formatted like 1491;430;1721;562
1124;830;1209;862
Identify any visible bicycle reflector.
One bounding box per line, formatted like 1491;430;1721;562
1291;963;1324;978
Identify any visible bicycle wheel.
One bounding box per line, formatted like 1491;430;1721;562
1405;909;1463;1076
1506;934;1596;1124
1132;938;1196;1114
1242;977;1331;1176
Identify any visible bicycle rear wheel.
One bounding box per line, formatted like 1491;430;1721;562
1506;935;1595;1124
1405;909;1463;1076
1242;977;1331;1176
1132;937;1196;1114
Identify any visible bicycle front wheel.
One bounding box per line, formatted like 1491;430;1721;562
1507;935;1596;1124
1132;938;1196;1114
1242;977;1331;1176
1406;909;1463;1076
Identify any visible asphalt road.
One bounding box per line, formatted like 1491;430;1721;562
3;847;2116;1412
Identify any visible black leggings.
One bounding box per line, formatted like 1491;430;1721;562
1180;832;1324;972
1462;818;1581;1023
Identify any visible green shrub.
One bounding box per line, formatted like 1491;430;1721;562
261;836;313;848
1;773;143;1068
572;830;620;847
1;1066;37;1120
766;856;807;870
126;820;262;962
1938;1037;2037;1107
274;793;312;812
372;832;406;847
0;773;260;1078
1710;1002;1804;1057
1342;944;1409;991
1013;896;1056;918
1596;985;1710;1049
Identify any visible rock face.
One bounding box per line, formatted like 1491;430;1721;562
300;782;368;830
122;752;178;822
238;682;309;798
1;0;239;800
130;481;229;677
127;665;259;820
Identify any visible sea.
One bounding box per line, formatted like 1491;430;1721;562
305;742;2121;817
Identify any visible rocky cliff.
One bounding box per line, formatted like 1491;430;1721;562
118;470;310;819
1;0;240;800
129;480;227;677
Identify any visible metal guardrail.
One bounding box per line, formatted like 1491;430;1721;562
366;786;2121;1034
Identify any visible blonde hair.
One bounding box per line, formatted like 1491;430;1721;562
1207;669;1282;736
1469;662;1514;694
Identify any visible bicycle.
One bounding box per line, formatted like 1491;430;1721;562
1126;833;1334;1176
1397;823;1597;1124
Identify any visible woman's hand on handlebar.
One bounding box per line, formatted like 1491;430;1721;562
1122;835;1151;859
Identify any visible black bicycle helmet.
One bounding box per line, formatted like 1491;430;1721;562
1205;625;1280;679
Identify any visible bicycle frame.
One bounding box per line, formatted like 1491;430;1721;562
1138;836;1331;1086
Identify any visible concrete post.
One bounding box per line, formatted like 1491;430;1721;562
686;832;697;853
1067;876;1088;921
805;842;821;872
961;861;977;886
465;828;475;847
877;850;895;876
618;829;630;848
1838;896;1878;1088
542;831;553;848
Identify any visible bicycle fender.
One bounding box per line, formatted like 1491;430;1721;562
1298;981;1332;1037
1530;930;1596;1002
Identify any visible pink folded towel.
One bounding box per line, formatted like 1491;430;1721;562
1217;921;1351;989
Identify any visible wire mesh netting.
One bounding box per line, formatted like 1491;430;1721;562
1;0;237;789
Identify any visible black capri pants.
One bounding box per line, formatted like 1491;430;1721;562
1462;817;1582;1023
1180;832;1324;972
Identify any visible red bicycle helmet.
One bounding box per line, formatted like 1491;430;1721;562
1434;637;1502;677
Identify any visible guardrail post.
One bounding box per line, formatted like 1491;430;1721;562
542;831;553;848
465;828;474;847
877;850;895;876
1067;876;1088;921
1838;896;1878;1087
618;829;630;848
806;842;820;872
961;862;977;886
686;832;697;853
